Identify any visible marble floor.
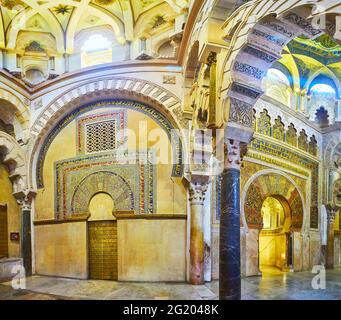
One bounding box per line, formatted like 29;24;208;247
1;269;341;300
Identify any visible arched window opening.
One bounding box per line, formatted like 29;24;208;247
264;68;292;107
310;83;336;95
81;34;113;68
308;83;337;124
267;69;291;86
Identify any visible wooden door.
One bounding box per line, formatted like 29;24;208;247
0;206;8;258
88;221;117;280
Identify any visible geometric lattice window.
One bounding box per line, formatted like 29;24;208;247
86;120;117;153
77;110;127;155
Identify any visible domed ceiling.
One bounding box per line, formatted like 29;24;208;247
0;0;188;54
273;34;341;91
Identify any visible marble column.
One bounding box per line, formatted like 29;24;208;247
22;208;32;276
325;205;338;269
15;190;35;277
189;177;209;285
63;53;69;73
219;139;246;300
203;183;212;282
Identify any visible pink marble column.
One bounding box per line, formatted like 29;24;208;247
325;204;338;269
189;177;209;285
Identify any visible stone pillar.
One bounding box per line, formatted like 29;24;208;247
219;139;246;300
0;49;3;69
63;53;69;73
336;100;341;122
189;177;209;285
124;41;132;61
325;204;338;269
15;190;36;277
203;183;212;282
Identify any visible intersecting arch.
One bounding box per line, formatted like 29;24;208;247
219;0;341;129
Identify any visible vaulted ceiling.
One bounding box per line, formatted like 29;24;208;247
274;34;341;91
0;0;188;54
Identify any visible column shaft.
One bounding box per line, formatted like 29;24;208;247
189;182;208;285
326;221;335;269
190;202;204;284
22;209;32;276
219;168;241;300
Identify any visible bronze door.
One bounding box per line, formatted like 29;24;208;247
88;221;117;280
0;206;8;258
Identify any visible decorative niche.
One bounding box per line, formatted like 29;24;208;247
15;32;58;86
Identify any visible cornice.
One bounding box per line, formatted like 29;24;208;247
0;59;181;97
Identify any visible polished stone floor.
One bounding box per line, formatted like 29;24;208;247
0;269;341;300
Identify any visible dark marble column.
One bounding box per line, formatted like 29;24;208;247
219;139;245;300
189;177;209;285
22;209;32;276
15;190;35;277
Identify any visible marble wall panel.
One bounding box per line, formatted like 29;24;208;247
211;225;219;280
117;219;187;282
293;232;303;271
34;222;88;279
309;236;321;269
246;229;260;276
334;237;341;267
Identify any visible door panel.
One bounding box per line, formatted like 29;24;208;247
88;221;117;280
0;206;8;258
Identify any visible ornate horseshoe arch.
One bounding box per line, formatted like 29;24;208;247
242;170;305;231
71;171;134;215
29;76;189;189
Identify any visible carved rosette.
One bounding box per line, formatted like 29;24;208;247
189;182;208;206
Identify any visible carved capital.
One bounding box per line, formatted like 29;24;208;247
223;139;248;171
14;189;36;211
325;204;339;224
189;182;208;206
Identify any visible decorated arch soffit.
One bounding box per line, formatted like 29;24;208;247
30;77;189;189
220;0;341;141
